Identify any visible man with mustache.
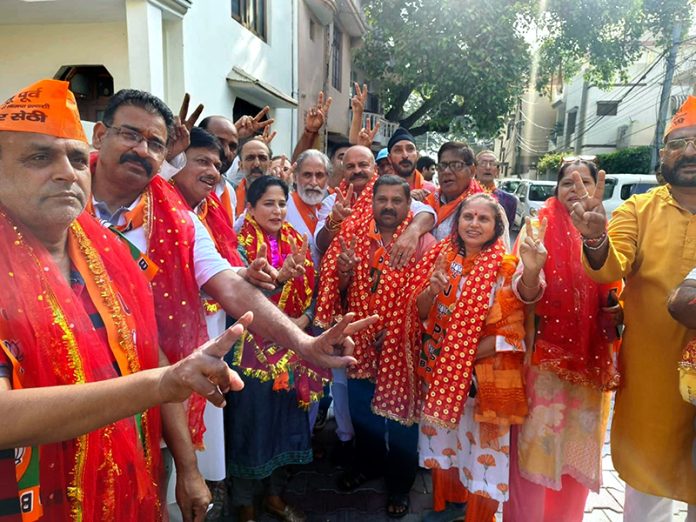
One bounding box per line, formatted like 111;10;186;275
426;142;483;241
316;175;435;516
314;145;436;268
233;138;271;216
89;89;376;516
567;96;696;519
387;127;437;201
475;150;517;226
0;79;255;521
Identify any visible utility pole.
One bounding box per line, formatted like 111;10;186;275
575;79;590;154
651;23;682;172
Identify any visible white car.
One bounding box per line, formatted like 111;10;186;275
602;174;659;218
497;177;523;194
513;180;556;228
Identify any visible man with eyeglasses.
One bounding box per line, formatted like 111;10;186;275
426;141;483;241
90;89;377;518
387;127;437;201
475;150;517;226
570;96;696;519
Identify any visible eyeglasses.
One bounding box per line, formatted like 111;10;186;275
562;155;597;164
105;124;167;157
665;137;696;153
436;160;470;172
478;160;497;167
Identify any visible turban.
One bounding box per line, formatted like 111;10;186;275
0;79;87;142
664;96;696;141
387;127;416;152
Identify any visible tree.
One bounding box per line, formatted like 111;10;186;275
356;0;693;140
354;0;531;138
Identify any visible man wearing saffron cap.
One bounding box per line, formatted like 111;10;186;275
0;79;255;521
568;96;696;519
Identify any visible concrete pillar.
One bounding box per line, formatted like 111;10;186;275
125;0;165;97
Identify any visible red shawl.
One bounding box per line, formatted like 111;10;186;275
89;153;209;446
235;215;328;406
534;197;621;390
0;209;161;520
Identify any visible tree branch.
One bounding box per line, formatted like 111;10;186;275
409;121;450;137
400;96;439;129
385;86;413;122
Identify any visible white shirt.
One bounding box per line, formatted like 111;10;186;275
92;194;233;289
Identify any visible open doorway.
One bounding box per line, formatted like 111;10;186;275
54;65;114;122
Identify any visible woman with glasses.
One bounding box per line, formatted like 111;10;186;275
504;158;622;522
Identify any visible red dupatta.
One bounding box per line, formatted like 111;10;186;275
235;214;328;406
195;192;243;267
534;197;621;390
0;209;161;521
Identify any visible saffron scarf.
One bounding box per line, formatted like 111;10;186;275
382;237;526;430
0;209;161;521
235;214;327;406
235;178;247;217
291;191;321;235
534;197;621;390
89;154;209;447
218;182;235;222
425;180;482;224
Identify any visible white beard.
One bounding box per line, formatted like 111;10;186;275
298;185;327;205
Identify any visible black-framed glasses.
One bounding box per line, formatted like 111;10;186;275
105;124;167;157
436;160;470;172
562;155;597;164
665;137;696;153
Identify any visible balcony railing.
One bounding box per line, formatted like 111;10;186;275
350;110;399;146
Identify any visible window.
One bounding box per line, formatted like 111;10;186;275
55;65;114;122
529;184;555;202
602;177;617;200
597;101;619;116
331;26;343;90
231;0;267;41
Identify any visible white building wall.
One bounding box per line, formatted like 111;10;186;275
0;22;130;98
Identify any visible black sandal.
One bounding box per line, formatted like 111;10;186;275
337;469;370;491
386;493;410;519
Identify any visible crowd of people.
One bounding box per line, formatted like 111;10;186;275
0;76;694;522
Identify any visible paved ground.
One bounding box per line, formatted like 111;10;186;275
218;404;690;522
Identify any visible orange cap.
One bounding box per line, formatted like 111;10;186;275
0;79;87;142
664;96;696;140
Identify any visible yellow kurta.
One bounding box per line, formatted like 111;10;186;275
582;185;696;503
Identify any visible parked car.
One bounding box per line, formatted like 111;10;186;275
513;180;556;228
497;177;523;194
602;174;659;218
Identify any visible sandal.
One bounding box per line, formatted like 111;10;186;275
386;493;410;519
337;469;371;491
264;503;306;522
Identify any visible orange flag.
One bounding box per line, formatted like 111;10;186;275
0;79;87;142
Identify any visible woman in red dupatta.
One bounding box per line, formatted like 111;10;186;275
504;159;622;522
384;193;543;521
226;176;325;522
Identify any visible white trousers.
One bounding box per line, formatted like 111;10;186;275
623;484;696;522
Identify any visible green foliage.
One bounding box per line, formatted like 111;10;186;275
535;0;694;91
536;146;653;176
355;0;532;138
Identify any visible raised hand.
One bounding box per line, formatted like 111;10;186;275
305;91;333;133
277;235;307;283
270;155;294;184
259;124;277;145
166;93;205;161
357;117;380;147
519;216;548;274
330;184;354;223
428;252;449;296
298;312;379;368
337;236;361;277
410;188;428;202
241;243;278;290
351;83;368;114
390;226;419;269
159;312;253;407
235;106;275;140
570;169;607;239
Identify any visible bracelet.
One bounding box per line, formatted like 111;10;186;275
583;232;608;251
326;213;343;233
518;276;540;290
582;231;607;246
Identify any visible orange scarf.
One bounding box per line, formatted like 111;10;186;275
0;210;161;521
381;238;526;430
425;180;483;224
235;178;247;217
291;191;321;235
218;182;235;222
